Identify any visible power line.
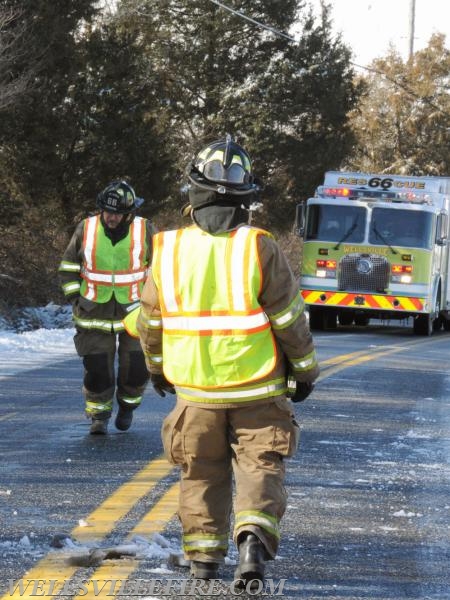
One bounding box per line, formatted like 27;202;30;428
207;0;369;72
207;0;294;41
128;0;449;119
205;0;449;117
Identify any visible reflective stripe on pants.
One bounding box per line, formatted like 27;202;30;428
161;398;299;561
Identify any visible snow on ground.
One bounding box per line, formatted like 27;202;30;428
0;303;306;379
0;304;189;568
0;304;76;378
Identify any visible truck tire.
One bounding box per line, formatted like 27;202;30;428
433;316;443;331
338;312;354;326
323;308;337;329
309;306;324;330
413;314;433;336
432;295;442;331
354;314;370;327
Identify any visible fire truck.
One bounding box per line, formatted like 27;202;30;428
296;171;450;335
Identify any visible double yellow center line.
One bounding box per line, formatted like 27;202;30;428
3;334;447;598
318;334;446;381
4;459;178;600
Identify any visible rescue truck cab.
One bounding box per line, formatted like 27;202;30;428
296;171;450;335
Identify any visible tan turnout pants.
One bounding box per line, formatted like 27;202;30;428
162;398;300;562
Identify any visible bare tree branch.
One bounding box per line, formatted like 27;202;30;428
0;7;35;110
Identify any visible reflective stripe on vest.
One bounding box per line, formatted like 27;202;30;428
153;225;277;392
176;377;286;404
80;215;148;303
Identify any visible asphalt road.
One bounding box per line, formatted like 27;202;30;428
1;322;449;599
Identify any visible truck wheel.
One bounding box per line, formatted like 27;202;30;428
433;316;443;331
338;312;354;326
323;309;337;329
432;296;442;331
413;314;433;336
309;306;324;330
354;314;370;327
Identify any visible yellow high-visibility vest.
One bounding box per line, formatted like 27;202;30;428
152;225;277;389
80;215;148;304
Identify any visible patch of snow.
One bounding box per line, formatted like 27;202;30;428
404;430;431;439
19;536;31;547
392;510;423;517
78;519;90;528
0;327;76;378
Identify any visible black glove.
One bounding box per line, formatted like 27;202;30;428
290;381;314;403
150;373;175;398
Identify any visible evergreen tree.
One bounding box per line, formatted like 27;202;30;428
0;1;174;306
52;19;175;220
0;0;99;305
346;34;450;176
0;0;99;208
119;0;360;226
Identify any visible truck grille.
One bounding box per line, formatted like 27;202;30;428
338;254;390;293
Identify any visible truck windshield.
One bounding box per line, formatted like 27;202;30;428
305;204;366;243
368;208;434;249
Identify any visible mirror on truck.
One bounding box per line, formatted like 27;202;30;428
295;203;306;237
436;212;448;246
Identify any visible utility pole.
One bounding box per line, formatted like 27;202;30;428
408;0;416;60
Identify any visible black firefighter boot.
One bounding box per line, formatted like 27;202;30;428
190;561;219;580
234;533;266;587
115;405;134;431
89;417;109;435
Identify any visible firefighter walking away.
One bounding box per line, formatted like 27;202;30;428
135;136;319;586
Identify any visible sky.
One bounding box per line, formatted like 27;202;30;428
308;0;450;67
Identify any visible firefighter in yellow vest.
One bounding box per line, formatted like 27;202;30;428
59;181;157;435
134;137;319;585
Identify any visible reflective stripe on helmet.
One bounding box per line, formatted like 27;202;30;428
97;180;139;213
